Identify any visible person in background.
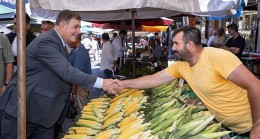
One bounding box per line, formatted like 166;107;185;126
91;36;99;61
0;34;14;94
69;33;92;113
154;32;161;46
152;33;163;59
40;20;55;34
82;34;91;50
100;33;117;79
222;23;246;60
210;27;226;48
0;10;119;139
112;30;128;72
207;30;217;47
6;13;36;71
114;26;260;139
111;32;117;43
0;33;15;135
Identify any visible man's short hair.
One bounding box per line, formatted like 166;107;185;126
14;13;30;24
172;26;201;45
102;33;110;41
56;10;81;25
154;32;158;36
119;30;127;35
113;32;117;38
227;23;238;32
42;20;54;27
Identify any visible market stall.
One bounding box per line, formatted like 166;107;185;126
62;80;232;139
11;0;243;138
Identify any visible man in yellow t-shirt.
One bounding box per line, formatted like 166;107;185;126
114;26;260;138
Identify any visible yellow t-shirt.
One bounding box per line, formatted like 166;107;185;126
165;47;252;133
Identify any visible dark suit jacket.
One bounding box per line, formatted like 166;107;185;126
0;29;97;128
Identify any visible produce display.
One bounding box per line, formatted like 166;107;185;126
62;80;232;139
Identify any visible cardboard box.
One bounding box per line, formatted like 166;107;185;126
253;64;260;74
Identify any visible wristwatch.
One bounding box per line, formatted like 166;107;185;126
3;83;7;86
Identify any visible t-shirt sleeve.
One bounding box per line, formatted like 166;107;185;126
165;62;183;78
213;49;242;79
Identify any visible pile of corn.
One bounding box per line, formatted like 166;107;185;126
62;80;232;139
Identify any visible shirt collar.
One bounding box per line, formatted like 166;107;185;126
54;28;66;47
71;44;83;53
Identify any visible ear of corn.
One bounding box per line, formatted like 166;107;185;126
187;131;232;139
82;107;93;112
102;112;124;129
62;134;92;139
81;111;95;116
92;105;104;120
118;89;131;94
124;103;141;117
151;99;176;118
118;123;150;139
80;114;102;123
118;112;139;127
94;128;120;139
88;101;109;106
199;123;222;134
110;89;138;103
120;118;143;133
104;105;122;120
90;97;111;102
68;128;98;136
189;115;215;135
76;120;102;130
128;90;144;97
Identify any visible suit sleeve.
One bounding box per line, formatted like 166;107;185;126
35;37;98;89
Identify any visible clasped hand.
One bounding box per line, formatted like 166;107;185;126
102;79;124;94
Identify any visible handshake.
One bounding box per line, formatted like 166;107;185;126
102;79;125;95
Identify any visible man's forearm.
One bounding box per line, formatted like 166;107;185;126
5;63;14;84
122;70;175;89
248;87;260;125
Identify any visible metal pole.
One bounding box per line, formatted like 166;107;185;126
16;0;27;138
131;10;136;78
256;0;260;52
205;18;209;40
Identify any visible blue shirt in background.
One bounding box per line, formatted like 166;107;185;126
69;44;92;75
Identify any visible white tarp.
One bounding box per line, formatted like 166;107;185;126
30;0;240;21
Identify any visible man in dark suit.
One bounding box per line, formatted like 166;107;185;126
0;10;119;139
6;13;36;69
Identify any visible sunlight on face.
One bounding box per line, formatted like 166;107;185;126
172;32;191;61
62;18;81;45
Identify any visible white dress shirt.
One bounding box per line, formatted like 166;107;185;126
100;41;117;71
112;36;127;58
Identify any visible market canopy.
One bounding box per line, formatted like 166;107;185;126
0;0;31;17
0;4;15;19
30;0;240;21
29;0;241;78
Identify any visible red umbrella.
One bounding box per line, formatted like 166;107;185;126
91;18;173;31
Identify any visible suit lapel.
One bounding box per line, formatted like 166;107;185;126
49;29;69;60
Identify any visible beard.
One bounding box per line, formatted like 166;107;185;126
173;46;192;61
